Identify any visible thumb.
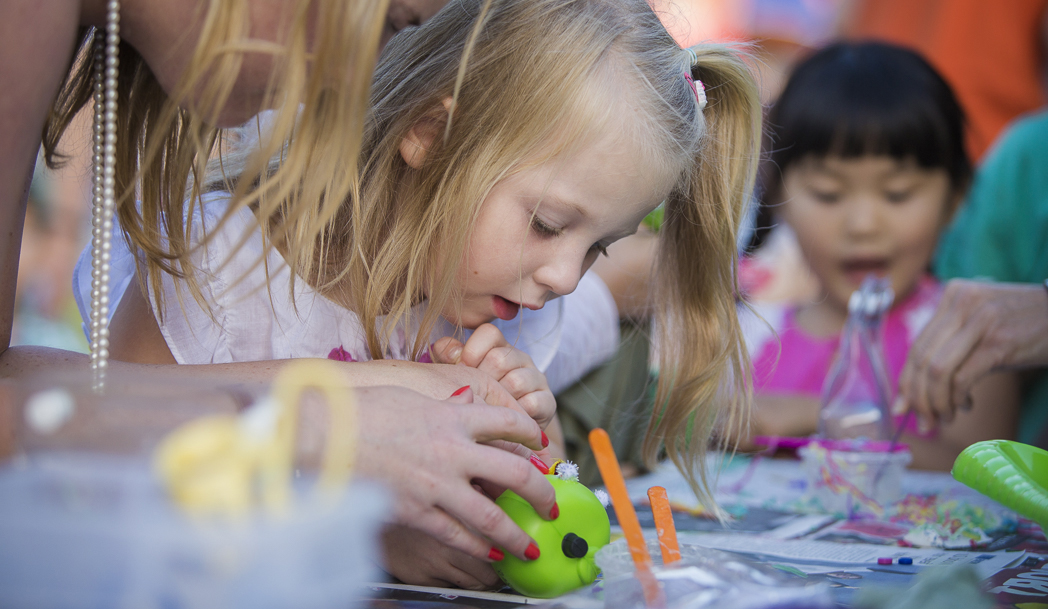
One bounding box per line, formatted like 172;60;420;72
432;337;464;365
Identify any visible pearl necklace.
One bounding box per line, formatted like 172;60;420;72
88;0;120;391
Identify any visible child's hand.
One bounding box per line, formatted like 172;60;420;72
380;524;502;590
432;324;556;430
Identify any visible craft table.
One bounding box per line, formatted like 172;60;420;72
616;454;1048;607
361;454;1047;608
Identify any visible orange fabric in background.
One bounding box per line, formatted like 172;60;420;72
846;0;1048;161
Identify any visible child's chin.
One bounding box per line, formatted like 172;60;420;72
450;312;495;330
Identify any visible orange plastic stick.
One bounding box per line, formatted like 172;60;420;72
589;428;650;568
647;486;681;565
589;428;664;607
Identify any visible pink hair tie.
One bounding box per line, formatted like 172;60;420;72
685;71;707;110
683;47;707;110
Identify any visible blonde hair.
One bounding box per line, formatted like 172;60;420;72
289;0;757;508
42;0;390;315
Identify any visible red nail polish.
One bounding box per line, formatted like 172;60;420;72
541;431;549;448
550;502;559;520
451;385;470;397
525;542;540;561
529;454;549;475
488;547;504;561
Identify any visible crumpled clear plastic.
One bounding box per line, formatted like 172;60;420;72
0;369;387;609
548;539;832;609
819;275;895;441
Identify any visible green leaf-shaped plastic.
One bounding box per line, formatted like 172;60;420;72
952;440;1048;531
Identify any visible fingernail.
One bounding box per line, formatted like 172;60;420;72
488;547;504;561
891;397;906;416
525;542;540;561
550;502;559;520
451;385;470;397
529;454;549;475
449;346;462;364
917;418;930;435
541;431;549;448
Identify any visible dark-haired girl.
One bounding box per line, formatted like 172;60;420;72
737;42;1019;470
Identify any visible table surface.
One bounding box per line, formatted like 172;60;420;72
615;454;1048;608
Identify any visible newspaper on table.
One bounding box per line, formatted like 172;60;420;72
677;533;1025;579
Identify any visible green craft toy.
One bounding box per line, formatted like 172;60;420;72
493;463;610;598
952;440;1048;531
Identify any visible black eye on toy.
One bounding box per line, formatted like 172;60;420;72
561;532;589;559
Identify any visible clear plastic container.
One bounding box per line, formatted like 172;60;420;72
819;276;894;442
0;453;386;609
1;370;387;609
799;444;912;518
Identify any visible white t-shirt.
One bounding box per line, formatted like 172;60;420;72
73;192;620;394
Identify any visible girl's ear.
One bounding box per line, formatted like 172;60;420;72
399;97;454;169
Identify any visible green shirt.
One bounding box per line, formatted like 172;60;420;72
935;109;1048;445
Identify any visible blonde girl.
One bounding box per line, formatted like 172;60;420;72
349;0;761;509
9;0;561;571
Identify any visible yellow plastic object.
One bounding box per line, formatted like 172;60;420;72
154;360;357;517
952;440;1048;531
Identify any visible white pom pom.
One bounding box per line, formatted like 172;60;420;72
593;489;610;508
554;460;580;481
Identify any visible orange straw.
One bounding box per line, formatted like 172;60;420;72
589;428;664;607
647;486;681;565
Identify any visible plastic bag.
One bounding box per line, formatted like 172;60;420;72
553;538;833;609
819;276;895;441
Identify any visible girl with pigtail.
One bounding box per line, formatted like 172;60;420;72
90;0;761;588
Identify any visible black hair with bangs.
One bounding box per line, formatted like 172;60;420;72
750;41;970;250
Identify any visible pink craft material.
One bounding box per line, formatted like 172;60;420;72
877;557;893;565
327;345;356;362
803;444;888;517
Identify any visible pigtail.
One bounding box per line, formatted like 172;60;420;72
645;44;762;514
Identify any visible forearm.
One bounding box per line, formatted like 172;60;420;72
0;0;82;353
732;393;820;451
0;348;462;463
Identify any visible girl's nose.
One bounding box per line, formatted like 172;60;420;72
844;198;880;237
533;248;588;297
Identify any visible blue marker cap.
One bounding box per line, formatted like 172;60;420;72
898;557;913;565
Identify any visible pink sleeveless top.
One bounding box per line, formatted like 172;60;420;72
744;276;942;435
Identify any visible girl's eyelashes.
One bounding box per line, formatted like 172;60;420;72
884;189;914;203
811;190;841;204
530;217;562;238
531;215;608;256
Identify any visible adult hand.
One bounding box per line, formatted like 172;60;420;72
346;357;541;428
896;279;1048;429
380;524;501;590
344;385;556;563
432;323;556;430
